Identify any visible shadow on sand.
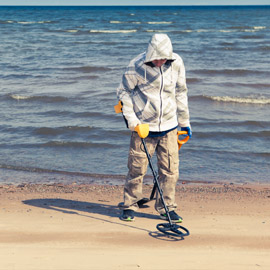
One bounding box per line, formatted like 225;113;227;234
23;198;187;241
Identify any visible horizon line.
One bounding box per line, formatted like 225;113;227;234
0;4;269;6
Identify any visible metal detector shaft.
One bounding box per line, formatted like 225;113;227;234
141;138;173;225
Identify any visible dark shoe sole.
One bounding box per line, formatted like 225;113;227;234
160;214;183;223
120;216;135;222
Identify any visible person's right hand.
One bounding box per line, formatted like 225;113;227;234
181;126;192;138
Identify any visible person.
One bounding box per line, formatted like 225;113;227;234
116;33;192;222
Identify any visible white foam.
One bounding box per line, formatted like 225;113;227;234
196;29;210;32
207;95;270;105
66;30;78;33
253;26;266;30
18;21;36;24
10;94;31;100
89;29;137;33
219;30;235;33
17;21;51;24
147;21;172;24
38;21;52;24
243;29;257;32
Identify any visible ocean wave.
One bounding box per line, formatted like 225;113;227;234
221;82;270;89
1;74;40;80
253;26;266;30
35;110;121;123
10;94;31;100
17;20;53;24
34;126;94;136
0;20;15;24
32;125;128;139
170;29;204;34
147;21;172;24
146;30;170;33
72;75;99;80
89;29;137;34
186;148;270;159
258;46;270;51
110;20;142;24
172;26;267;34
190;68;268;77
46;27;268;36
194;131;270;141
42;141;117;149
8;94;68;103
63;66;111;73
187;78;202;83
65;29;79;33
206;95;270;105
47;29;137;35
109;20;172;25
191;95;270;105
110;21;122;24
193;120;270;129
227;25;266;30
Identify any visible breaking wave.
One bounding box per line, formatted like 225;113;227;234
191;95;270;105
0;20;54;24
207;95;270;105
9;94;68;103
147;21;172;24
89;29;137;34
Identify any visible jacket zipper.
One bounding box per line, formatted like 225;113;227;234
159;67;164;131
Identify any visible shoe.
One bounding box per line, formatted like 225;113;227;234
160;211;183;223
120;210;135;222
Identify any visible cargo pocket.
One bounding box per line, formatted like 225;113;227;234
168;150;179;175
128;150;148;178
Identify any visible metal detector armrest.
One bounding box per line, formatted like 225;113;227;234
114;100;123;114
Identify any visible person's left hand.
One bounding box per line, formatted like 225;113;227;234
181;126;192;138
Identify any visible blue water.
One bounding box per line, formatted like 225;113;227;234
0;6;269;185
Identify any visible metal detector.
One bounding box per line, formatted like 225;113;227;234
115;102;190;237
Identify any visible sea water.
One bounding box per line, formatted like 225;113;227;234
0;6;269;184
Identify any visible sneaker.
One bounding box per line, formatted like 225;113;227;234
160;211;183;223
120;209;135;222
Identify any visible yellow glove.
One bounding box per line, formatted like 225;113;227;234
134;124;149;139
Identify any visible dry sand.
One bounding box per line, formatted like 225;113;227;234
0;182;270;270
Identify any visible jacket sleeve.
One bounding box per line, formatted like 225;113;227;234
175;56;190;127
116;62;141;131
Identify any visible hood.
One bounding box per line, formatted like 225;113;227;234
144;34;175;63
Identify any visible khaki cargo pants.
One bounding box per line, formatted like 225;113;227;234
120;128;179;214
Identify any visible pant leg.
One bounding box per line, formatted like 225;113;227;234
155;129;179;214
120;132;157;212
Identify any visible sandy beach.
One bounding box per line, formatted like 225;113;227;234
0;182;269;270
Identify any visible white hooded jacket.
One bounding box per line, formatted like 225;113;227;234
117;34;190;132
